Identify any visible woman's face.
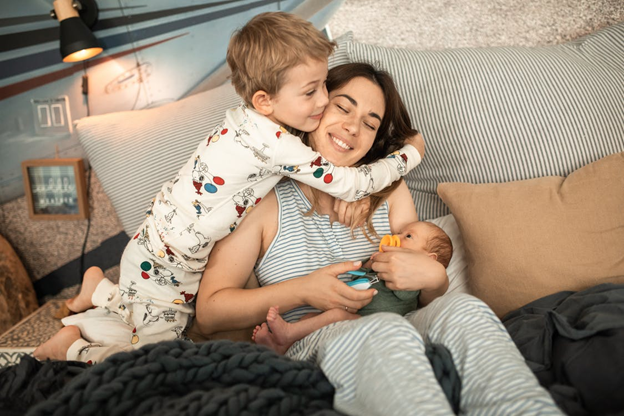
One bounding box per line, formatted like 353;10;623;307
308;77;385;167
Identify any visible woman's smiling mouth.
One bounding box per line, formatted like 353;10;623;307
331;134;352;151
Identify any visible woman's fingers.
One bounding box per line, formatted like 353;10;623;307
327;260;362;275
333;198;371;227
337;285;376;308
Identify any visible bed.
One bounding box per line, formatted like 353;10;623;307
1;21;623;416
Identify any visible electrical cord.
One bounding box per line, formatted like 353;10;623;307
78;167;92;277
78;61;92;281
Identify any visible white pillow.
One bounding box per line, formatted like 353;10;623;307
427;214;470;295
76;82;241;236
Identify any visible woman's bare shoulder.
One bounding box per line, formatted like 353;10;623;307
238;189;278;229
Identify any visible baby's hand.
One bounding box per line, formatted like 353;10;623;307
334;197;371;227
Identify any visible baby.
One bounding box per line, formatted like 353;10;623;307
253;221;453;354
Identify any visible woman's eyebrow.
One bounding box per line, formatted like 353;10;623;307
335;94;382;122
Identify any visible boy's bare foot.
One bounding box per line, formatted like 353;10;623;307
33;326;81;361
253;306;294;355
66;266;104;313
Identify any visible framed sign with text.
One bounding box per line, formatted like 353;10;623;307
21;158;89;220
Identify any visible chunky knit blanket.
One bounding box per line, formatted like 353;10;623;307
0;340;460;416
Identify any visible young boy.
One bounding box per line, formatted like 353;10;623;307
252;221;453;354
34;12;423;363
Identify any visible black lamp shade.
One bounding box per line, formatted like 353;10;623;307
59;16;102;62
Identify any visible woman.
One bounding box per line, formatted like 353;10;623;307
194;63;561;415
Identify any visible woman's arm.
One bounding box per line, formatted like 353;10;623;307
377;180;449;306
386;180;419;230
195;191;375;336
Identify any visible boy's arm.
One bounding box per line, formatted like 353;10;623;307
272;133;423;201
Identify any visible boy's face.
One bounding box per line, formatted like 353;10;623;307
268;58;329;132
397;222;433;254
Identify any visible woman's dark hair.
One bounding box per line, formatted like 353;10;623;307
325;63;418;165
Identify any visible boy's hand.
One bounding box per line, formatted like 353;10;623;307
334;197;371;227
404;132;425;158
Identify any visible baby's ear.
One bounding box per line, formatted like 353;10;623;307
428;252;438;261
251;90;274;115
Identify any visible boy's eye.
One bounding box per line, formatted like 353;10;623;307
306;89;316;96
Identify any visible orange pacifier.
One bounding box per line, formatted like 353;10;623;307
379;234;401;251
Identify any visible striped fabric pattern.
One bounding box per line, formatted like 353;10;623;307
328;31;353;69
287;293;562;415
408;294;562;415
346;22;624;220
77;82;241;235
255;179;391;323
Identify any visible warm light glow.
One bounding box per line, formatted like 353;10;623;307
63;47;103;62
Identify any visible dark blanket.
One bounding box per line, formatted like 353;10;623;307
503;283;624;416
1;340;342;416
0;338;461;416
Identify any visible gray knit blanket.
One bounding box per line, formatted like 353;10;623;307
15;340;341;416
0;339;459;416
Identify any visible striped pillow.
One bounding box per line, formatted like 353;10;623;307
347;22;624;220
77;82;241;236
329;31;353;68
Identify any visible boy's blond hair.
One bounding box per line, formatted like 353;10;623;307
226;11;336;106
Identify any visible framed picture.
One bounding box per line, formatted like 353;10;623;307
21;158;89;220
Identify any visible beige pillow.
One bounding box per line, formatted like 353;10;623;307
437;152;624;318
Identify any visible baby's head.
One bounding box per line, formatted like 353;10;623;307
396;221;453;268
226;12;335;132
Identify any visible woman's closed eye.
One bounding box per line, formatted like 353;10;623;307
336;104;376;130
364;122;376;131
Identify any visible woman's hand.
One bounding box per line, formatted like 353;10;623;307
370;246;448;305
333;197;370;227
301;261;377;311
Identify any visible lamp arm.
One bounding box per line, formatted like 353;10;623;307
52;0;80;21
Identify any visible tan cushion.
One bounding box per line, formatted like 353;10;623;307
437;151;624;318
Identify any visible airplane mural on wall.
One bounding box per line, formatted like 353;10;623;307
0;0;343;203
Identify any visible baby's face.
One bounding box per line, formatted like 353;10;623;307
396;222;433;253
268;58;329;132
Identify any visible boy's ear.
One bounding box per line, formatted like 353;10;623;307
251;90;274;116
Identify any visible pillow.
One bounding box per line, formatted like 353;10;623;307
437;152;624;318
345;22;624;221
76;82;241;236
427;214;469;295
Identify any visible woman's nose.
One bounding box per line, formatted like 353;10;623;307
343;116;359;135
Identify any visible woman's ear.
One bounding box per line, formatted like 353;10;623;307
251;90;274;116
